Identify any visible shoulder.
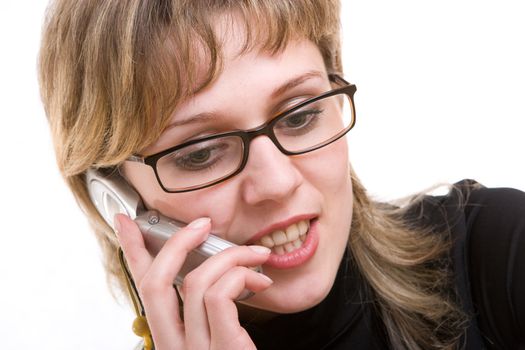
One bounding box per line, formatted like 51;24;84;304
406;180;525;348
408;179;525;232
462;181;525;225
460;182;525;277
463;184;525;348
451;181;525;348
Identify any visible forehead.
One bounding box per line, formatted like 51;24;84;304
179;38;328;115
186;11;327;92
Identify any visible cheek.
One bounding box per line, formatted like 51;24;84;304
298;139;353;238
120;162;218;223
120;162;166;207
300;139;351;195
122;162;242;236
149;182;239;232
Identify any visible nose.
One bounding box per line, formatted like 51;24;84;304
240;136;303;206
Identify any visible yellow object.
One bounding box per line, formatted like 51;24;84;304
143;335;154;350
133;316;153;350
133;316;150;337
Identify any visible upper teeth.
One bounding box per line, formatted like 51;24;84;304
256;220;310;252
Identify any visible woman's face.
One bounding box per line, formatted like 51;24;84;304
121;31;353;313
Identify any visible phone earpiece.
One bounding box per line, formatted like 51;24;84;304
86;168;142;228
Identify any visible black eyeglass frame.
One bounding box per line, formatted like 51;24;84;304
127;74;357;193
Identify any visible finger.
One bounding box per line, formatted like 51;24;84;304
183;245;270;297
143;216;211;291
138;217;212;349
205;267;273;347
114;213;153;283
182;245;270;349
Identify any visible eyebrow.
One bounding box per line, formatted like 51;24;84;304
165;112;216;130
270;70;325;99
165;70;326;130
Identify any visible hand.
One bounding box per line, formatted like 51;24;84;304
114;214;272;350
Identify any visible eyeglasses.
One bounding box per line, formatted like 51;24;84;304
127;74;356;193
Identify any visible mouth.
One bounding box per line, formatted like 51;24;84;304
250;216;320;269
254;219;310;255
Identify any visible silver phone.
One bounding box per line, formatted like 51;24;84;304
85;168;262;290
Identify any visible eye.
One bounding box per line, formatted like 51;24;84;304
275;108;323;136
184;149;211;164
172;142;229;171
283;111;318;128
155;135;244;189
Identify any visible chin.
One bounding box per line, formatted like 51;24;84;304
243;265;336;314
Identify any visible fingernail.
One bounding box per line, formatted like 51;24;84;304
188;217;211;229
248;245;271;255
259;273;273;284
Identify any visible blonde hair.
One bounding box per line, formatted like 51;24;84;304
39;1;466;348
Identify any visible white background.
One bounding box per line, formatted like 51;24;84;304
1;1;524;349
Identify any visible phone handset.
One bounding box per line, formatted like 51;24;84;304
85;168;261;294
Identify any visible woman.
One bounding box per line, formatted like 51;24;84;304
39;1;524;349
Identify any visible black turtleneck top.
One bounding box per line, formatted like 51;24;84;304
243;181;525;349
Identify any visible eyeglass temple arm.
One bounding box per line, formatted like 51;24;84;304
328;73;350;86
127;155;146;163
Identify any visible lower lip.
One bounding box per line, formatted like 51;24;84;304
264;219;319;269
